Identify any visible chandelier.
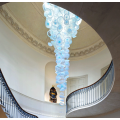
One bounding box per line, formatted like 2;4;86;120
43;2;81;106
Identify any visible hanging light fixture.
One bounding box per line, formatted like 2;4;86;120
43;2;81;106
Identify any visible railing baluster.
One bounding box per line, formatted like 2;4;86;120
13;102;15;118
75;92;77;108
18;108;20;118
76;91;78;107
69;96;70;111
4;87;7;112
76;91;77;107
68;96;69;111
90;86;92;104
96;82;99;101
16;108;18;118
80;89;82;106
81;90;82;106
84;88;86;105
11;98;13;118
6;91;8;113
19;109;21;118
108;73;110;91
88;87;90;104
73;92;75;109
9;97;11;118
87;88;89;104
82;89;83;106
98;82;100;100
97;82;99;101
1;79;2;105
100;81;102;99
66;61;114;114
7;94;10;118
2;83;4;106
71;94;73;110
107;73;109;93
83;89;85;106
16;107;18;118
105;77;106;95
91;86;93;103
14;103;16;118
79;90;80;106
89;87;90;104
0;70;38;118
103;78;105;96
77;91;78;107
86;88;88;105
9;94;11;118
12;101;14;118
77;91;79;107
16;106;19;118
83;89;84;106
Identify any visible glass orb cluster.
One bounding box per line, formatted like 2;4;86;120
43;2;81;106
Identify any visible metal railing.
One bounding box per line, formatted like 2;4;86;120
66;61;114;114
0;69;38;118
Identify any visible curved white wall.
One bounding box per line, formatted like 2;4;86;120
0;19;55;101
0;18;112;106
69;47;112;86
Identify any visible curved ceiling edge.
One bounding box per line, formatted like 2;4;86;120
0;6;106;61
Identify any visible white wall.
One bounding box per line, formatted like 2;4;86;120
0;19;55;101
69;48;112;86
0;18;112;106
44;62;65;103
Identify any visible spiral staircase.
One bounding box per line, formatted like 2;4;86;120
53;2;120;117
0;2;120;118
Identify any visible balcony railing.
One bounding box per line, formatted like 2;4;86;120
0;69;38;118
66;61;114;114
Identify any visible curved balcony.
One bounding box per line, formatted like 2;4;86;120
0;69;38;118
66;61;114;117
51;2;120;118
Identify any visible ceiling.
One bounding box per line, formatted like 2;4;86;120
0;2;106;60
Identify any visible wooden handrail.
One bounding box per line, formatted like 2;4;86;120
66;60;113;100
0;68;38;118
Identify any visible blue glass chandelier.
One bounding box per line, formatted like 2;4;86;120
43;2;81;106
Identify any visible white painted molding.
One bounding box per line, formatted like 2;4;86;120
0;6;106;61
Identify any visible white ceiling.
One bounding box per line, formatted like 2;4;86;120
0;2;106;60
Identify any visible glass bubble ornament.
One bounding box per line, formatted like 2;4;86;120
43;2;82;107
